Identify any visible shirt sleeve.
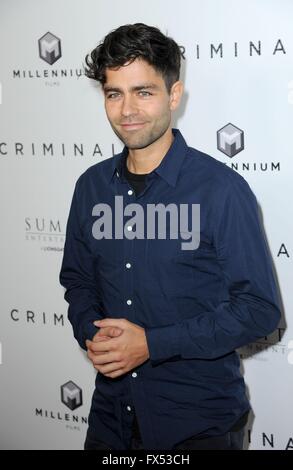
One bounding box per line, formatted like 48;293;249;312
145;175;281;363
59;177;102;350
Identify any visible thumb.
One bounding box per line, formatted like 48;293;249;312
108;326;123;337
94;318;126;329
97;326;123;337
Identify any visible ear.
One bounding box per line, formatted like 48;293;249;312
169;80;184;111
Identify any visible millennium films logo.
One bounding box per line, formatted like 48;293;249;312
216;122;280;173
38;32;61;65
217;123;244;158
61;381;83;411
35;381;87;432
12;31;84;83
25;216;64;252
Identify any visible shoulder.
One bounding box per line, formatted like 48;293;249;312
75;154;119;189
185;145;254;197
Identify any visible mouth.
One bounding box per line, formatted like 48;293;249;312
120;122;146;130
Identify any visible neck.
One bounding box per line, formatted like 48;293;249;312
126;127;174;174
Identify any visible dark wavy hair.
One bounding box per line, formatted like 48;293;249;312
84;23;181;93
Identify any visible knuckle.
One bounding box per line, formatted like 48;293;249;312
110;371;118;378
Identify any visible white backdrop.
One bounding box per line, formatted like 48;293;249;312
0;0;292;450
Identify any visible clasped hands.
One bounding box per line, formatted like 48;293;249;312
85;318;150;378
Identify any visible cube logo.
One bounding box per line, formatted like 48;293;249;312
61;381;83;410
217;123;244;157
38;32;61;65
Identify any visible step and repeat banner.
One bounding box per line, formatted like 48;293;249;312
0;0;292;450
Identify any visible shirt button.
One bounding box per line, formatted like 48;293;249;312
126;299;132;305
126;405;132;412
128;189;133;195
127;225;133;231
131;372;137;378
126;263;131;269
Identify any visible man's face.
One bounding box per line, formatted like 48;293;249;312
103;58;175;149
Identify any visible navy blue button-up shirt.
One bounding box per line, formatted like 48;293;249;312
59;129;281;450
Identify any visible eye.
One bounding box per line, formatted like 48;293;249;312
138;90;152;97
106;92;120;100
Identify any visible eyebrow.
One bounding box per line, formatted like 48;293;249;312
103;83;159;93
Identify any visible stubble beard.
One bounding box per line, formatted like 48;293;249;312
110;116;171;150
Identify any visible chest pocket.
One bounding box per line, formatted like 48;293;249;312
146;232;215;294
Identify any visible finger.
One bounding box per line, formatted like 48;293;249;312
94;318;126;329
93;334;110;341
88;336;110;358
91;353;121;366
87;340;108;354
88;348;106;359
103;368;126;378
88;338;116;353
97;361;125;375
108;326;123;337
98;326;123;338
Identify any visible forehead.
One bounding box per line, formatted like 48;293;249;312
104;58;164;86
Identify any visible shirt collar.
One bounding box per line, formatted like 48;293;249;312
107;129;188;187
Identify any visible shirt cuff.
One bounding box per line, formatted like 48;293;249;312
145;323;181;364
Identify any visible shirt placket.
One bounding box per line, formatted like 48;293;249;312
114;168;140;446
115;168;158;449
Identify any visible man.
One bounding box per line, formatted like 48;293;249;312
59;23;281;450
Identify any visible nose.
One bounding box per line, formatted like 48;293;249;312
121;94;138;117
